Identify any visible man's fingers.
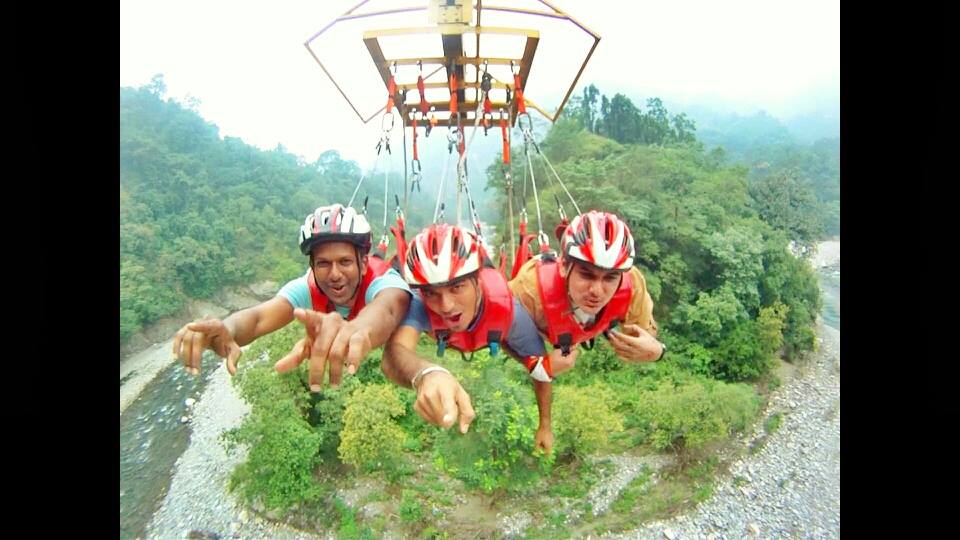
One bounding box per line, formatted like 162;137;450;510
345;332;370;376
619;323;644;337
226;343;242;376
455;386;476;434
609;338;631;355
308;333;331;392
172;328;186;360
274;338;310;373
413;398;434;425
421;386;445;424
328;357;343;388
178;332;194;370
190;331;204;375
186;319;223;335
293;308;325;337
327;333;350;387
439;388;457;428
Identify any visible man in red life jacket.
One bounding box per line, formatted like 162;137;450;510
172;204;411;391
380;224;564;436
508;211;666;452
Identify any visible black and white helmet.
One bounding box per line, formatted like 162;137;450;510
299;204;372;256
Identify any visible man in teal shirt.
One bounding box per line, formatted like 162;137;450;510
172;204;411;391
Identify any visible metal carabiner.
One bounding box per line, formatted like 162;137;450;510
517;112;533;134
410;159;422;193
446;127;458;154
537;230;550;251
381;111;395;132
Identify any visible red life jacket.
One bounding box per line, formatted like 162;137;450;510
426;267;513;357
306;255;391;320
535;257;633;355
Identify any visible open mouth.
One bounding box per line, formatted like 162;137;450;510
330;284;347;295
445;313;463;325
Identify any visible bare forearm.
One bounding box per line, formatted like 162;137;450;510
222;308;262;347
383;336;431;388
222;299;294;347
533;380;552;429
351;290;410;349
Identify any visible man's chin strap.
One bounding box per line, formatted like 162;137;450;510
345;248;366;307
466;276;483;330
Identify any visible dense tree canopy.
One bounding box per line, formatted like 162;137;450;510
120;78;367;341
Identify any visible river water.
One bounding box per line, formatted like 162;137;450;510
119;354;219;540
818;262;840;329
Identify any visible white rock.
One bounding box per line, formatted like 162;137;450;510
185;398;197;407
747;522;760;536
663;528;678;540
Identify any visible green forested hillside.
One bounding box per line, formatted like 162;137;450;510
120;79;362;342
488;89;823;378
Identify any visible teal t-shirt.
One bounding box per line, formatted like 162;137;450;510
277;267;410;318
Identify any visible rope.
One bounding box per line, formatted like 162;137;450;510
535;143;582;216
521;120;546;247
433;149;454;223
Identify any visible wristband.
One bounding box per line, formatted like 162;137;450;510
411;366;451;391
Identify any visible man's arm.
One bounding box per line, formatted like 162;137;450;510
346;287;410;350
222;297;296;347
382;325;430;388
383;325;475;433
275;279;411;390
173;296;295;375
533;380;553;453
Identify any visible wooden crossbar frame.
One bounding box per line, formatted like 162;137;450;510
305;0;600;127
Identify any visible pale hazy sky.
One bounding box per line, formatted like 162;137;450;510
120;0;839;164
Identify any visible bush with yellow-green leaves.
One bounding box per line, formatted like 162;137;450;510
553;382;625;459
338;383;406;471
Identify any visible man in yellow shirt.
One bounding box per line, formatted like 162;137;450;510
508;211;666;452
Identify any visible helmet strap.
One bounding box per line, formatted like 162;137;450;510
345;247;367;307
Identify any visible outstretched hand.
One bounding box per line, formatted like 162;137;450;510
274;308;373;391
172;316;243;375
413;370;476;434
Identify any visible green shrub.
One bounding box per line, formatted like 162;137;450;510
629;378;760;457
553;383;624;459
712;321;770;381
338;384;406;471
433;351;544;492
224;337;325;512
224;409;324;512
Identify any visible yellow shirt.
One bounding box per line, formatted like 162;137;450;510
507;257;659;339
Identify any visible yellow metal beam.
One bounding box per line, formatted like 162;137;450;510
363;25;539;39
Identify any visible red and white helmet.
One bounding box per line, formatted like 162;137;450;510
299;204;372;256
403;224;481;287
561;211;635;270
